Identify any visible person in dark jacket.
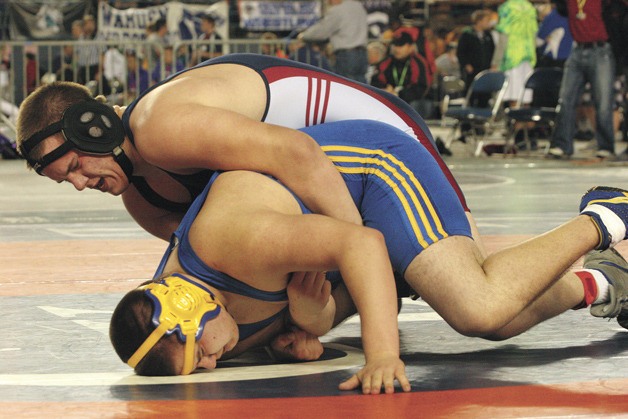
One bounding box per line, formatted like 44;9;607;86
456;9;495;91
371;28;431;117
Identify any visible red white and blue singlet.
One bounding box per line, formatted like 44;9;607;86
122;54;468;212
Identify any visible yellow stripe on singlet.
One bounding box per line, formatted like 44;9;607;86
321;145;448;248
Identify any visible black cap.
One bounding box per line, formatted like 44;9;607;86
392;31;414;46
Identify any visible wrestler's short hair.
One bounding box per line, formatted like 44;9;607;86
109;287;179;376
16;81;93;167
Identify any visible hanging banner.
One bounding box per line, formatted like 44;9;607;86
237;0;391;36
238;0;321;32
8;0;94;41
97;1;229;41
363;0;393;38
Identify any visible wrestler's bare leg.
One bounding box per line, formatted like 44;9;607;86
483;272;585;340
403;215;598;336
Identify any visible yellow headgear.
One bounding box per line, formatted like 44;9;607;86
126;273;223;375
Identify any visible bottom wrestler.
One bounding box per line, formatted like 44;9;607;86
110;120;628;395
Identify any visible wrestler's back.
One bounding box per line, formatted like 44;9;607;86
133;63;269;122
123;54;467;212
132;54;428;139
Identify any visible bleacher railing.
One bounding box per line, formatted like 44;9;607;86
0;37;330;124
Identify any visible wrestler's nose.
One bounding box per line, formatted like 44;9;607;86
67;172;89;191
197;354;217;370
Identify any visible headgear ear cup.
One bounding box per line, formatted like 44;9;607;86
61;101;125;154
20;100;134;180
126;274;223;374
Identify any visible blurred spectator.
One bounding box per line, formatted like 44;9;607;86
125;50;149;103
487;9;500;46
76;15;110;94
76;15;99;83
70;19;83;40
151;45;185;83
260;32;288;58
24;44;44;95
548;0;622;159
194;14;223;64
456;9;495;91
371;29;432;118
415;26;437;82
387;21;436;85
52;45;76;82
435;42;461;79
430;27;451;59
104;46;127;90
366;40;387;84
536;0;573;68
298;0;368;83
288;39;332;70
493;0;538;106
146;17;169;67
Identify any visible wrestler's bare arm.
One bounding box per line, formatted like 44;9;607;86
189;171;409;394
269;328;325;361
121;186;182;241
130;74;362;226
287;271;336;336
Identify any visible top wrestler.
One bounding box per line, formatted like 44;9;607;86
110;120;628;395
16;53;480;250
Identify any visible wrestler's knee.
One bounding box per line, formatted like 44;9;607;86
404;236;498;336
442;305;507;338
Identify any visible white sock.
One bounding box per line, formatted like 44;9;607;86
581;268;611;304
581;204;626;248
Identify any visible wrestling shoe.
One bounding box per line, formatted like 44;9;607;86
585;248;628;325
580;186;628;250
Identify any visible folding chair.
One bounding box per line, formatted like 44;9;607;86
439;75;466;127
504;67;563;154
444;70;508;156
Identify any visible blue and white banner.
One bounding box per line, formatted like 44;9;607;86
363;0;393;39
238;0;321;32
97;1;229;41
237;0;391;36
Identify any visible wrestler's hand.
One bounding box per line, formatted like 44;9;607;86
338;353;411;395
287;271;331;319
269;327;324;361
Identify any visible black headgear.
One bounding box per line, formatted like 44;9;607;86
20;100;134;181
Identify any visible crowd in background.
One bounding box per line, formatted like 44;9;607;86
0;0;627;159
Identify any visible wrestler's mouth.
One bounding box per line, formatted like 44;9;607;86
96;177;106;192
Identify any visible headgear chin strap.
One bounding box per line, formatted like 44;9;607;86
126;273;223;375
20;100;134;181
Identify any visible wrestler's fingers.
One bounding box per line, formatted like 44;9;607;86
321;278;331;296
366;371;383;395
382;373;396;394
303;271;319;286
290;271;306;286
338;374;361;391
314;271;329;292
397;371;412;393
360;376;372;395
269;332;296;353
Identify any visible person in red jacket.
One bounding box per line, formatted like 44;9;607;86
371;28;432;118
